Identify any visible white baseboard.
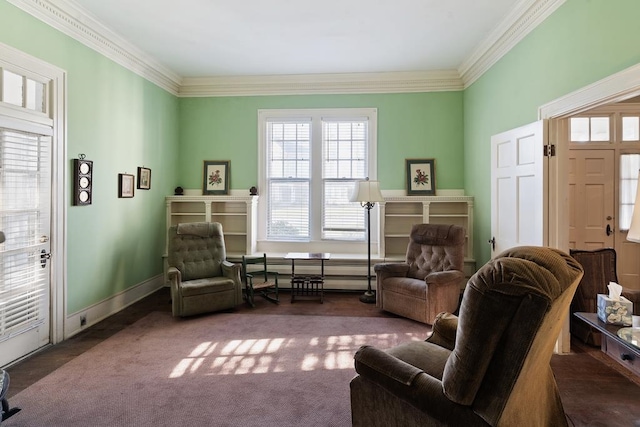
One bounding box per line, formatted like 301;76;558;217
65;274;165;338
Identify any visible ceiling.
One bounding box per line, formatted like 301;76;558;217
69;0;522;79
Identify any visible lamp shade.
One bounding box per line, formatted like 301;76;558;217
628;174;640;242
350;179;384;203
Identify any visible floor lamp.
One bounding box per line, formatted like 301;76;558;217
350;178;384;304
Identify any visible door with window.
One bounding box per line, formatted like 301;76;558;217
566;107;640;291
0;66;54;367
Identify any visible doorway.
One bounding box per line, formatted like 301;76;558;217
0;43;66;367
565;104;640;291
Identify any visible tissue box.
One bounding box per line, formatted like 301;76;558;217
597;294;633;326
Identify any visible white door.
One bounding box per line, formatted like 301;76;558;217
490;120;547;257
0;125;52;367
568;149;615;249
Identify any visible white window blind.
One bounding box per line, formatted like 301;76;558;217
0;128;50;342
322;120;367;240
619;153;640;231
262;109;376;244
266;121;311;240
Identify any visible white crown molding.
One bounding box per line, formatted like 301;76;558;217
5;0;182;95
459;0;566;88
6;0;562;97
539;62;640;119
179;71;464;97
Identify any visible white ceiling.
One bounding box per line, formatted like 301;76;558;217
69;0;522;78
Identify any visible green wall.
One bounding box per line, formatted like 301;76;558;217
178;92;464;191
464;0;640;265
4;0;639;317
0;1;179;313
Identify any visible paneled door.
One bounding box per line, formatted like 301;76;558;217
0;125;52;367
568;149;615;250
490;120;547;257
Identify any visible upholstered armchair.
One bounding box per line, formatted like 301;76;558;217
569;248;640;346
351;246;584;427
167;222;242;317
374;224;466;324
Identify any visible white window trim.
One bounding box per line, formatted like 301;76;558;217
257;108;379;255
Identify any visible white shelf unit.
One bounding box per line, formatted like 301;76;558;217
379;196;475;277
165;195;258;257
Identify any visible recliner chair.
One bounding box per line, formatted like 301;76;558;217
374;224;466;324
351;246;584;427
167;222;242;317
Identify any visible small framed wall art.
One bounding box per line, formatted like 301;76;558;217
118;173;135;198
203;160;230;195
406;158;436;196
137;167;151;190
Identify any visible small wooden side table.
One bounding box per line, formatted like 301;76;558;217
285;252;330;303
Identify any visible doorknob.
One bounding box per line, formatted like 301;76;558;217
606;224;613;236
488;237;496;251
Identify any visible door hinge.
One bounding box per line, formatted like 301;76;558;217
543;144;556;157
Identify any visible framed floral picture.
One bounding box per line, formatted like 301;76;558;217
406;159;436;195
203;160;230;195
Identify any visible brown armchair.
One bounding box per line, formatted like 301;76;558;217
569;248;640;346
351;246;584;427
167;222;243;317
374;224;465;324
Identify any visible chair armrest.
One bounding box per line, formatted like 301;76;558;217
374;263;410;278
426;270;465;286
426;312;458;351
622;288;640;315
222;261;242;284
354;345;424;386
167;267;181;285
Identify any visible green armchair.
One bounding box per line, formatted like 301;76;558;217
351;246;584;427
167;222;242;317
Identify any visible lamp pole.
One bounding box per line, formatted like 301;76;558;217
360;201;376;304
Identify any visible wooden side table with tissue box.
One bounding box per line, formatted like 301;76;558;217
575;312;640;377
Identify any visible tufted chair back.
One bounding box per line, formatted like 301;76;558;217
406;224;465;280
168;222;226;281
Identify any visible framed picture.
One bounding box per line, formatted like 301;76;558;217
203;160;230;195
137;167;151;190
406;159;436;195
118;173;135;198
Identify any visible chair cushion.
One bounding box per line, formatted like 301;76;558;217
180;277;236;297
382;277;426;300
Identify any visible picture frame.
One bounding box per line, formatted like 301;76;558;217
203;160;230;195
118;173;135;198
137;167;151;190
406;159;436;195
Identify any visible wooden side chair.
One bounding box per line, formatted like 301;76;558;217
242;253;279;307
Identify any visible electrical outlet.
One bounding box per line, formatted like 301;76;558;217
80;314;87;327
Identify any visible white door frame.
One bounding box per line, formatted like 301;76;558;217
540;63;640;352
0;42;67;350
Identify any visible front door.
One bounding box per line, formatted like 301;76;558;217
0;125;52;367
490;120;547;257
568;149;615;249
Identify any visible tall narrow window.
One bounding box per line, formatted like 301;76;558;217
619;153;640;230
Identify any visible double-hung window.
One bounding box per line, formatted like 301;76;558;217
258;108;378;253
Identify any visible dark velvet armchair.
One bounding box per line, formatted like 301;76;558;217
351;246;584;427
569;248;640;346
374;224;466;324
167;222;242;317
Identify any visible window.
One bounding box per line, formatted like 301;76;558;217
570;116;611;142
1;68;47;113
620;153;640;231
258;108;377;251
